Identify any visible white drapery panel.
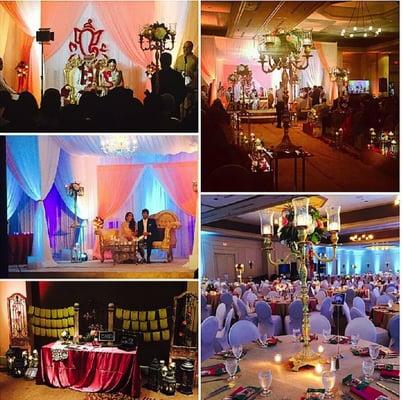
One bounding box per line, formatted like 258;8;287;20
7;166;23;220
7;136;60;266
299;50;324;89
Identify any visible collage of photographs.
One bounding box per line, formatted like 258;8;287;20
0;1;400;400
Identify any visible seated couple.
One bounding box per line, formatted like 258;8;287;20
120;209;157;264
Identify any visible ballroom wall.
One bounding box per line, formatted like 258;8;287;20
0;280;27;364
28;281;188;365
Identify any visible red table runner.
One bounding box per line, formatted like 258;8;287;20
37;343;141;397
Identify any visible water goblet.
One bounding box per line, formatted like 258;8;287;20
225;357;238;383
369;344;380;361
232;344;243;360
258;370;272;397
321;370;336;399
322;328;331;343
293;328;301;343
259;333;268;348
362;359;375;382
350;334;359;348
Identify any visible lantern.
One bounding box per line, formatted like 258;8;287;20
292;197;310;228
178;359;194;394
148;358;161;391
326;206;341;232
162;368;176;396
32;349;39;368
6;347;16;374
259;210;274;236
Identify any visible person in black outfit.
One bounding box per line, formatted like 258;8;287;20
151;52;186;118
137;208;158;264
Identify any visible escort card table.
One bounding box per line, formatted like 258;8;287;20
37;342;141;397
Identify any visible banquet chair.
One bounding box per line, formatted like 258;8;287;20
357;281;364;289
201;294;212;322
315;290;326;311
95;228;119;262
255;301;282;337
333;280;340;288
243;291;257;307
284;300;303;334
233;287;242;297
228;320;259;347
342;302;351;324
376;294;392;305
353;296;366;316
385;284;397;293
201;316;219;361
149;210;181;262
345;289;355;309
267;291;280;300
350;307;365;320
260;285;270;297
309;314;331;335
236;299;258;325
388;315;399;352
215;309;234;352
320;298;334;326
345;317;377;343
373;287;381;298
220;292;234;314
215;303;227;330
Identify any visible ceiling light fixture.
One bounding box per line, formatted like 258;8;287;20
100;135;138;157
350;233;374;241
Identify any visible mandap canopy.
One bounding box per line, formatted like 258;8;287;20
0;0;198;101
7;135;198;266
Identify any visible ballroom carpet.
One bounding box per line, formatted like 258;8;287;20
252;122;398;192
8;259;196;279
0;372;198;400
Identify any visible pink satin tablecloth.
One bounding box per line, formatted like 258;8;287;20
37;342;141;397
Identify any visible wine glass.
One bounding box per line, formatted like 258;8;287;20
232;344;243;360
259;332;268;348
350;334;359;348
362;359;375;382
258;370;272;397
293;328;301;343
369;344;380;361
321;370;336;399
322;328;331;343
225;358;238;382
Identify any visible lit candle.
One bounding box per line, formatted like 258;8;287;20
315;364;323;374
328;222;339;232
262;225;272;235
274;354;282;363
317;345;324;354
296;215;309;227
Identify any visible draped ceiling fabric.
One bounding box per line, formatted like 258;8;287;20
7;136;60;267
7;135;198;264
201;36;338;104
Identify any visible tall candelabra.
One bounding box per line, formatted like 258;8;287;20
65;182;84;228
259;197;341;371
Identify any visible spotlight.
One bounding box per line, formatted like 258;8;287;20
36;28;55;99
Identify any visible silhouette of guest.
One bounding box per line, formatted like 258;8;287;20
151;52;185;117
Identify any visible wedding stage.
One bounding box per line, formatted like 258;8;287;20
9;259;195;279
7;135;198;278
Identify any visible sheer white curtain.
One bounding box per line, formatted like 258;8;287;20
7;167;22;221
300;50;324;88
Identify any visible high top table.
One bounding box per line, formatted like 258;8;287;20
201;335;399;399
37;342;141;397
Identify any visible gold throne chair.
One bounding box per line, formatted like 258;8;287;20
95;228;119;263
150;210;181;262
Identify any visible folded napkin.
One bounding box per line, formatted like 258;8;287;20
229;386;261;400
328;335;350;345
380;369;399;378
351;347;387;357
300;334;318;343
257;336;280;347
350;384;386;400
201;363;226;376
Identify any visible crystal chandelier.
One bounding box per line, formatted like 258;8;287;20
350;233;374;241
340;1;381;38
256;29;313;73
100;136;138;157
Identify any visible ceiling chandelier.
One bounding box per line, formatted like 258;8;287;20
340;1;382;38
350;233;374;241
256;29;313;73
100;136;138;157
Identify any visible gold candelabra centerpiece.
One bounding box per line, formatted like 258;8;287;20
235;263;245;283
259;197;341;371
256;29;313;74
139;22;176;70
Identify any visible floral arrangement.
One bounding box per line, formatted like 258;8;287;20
307;108;318;124
60;329;71;343
140;22;175;41
236;64;251;77
330;67;349;82
228;72;239;84
145;62;157;78
15;61;29;77
277;204;328;246
65;182;84;197
93;216;104;230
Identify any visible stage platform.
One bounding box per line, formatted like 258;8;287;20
8;258;196;279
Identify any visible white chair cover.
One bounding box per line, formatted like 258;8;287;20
215;309;234;351
215;303;227;330
228;320;259;346
255;301;282;336
309;313;331;334
353;296;366;315
345;317;377;343
201;316;219;361
377;294;392;305
388;315;399;352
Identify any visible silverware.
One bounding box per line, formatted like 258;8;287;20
378;377;399;383
202;377;227;383
204;384;231;399
375;381;400;396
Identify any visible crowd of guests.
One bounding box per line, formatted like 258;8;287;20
0;42;198;132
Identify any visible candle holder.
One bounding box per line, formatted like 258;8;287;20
235;263;245;283
260;197;340;371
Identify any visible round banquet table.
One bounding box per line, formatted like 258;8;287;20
206;292;221;314
268;299;317;317
201;335;399;400
37;342;141;397
371;305;399;329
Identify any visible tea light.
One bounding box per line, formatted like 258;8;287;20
315;363;323;374
274;353;282;363
317;345;324;354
